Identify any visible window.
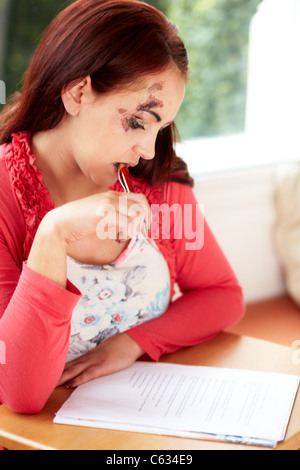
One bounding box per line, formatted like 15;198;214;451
168;0;300;174
150;0;261;141
149;0;264;174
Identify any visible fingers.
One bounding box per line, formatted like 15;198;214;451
50;190;151;246
96;192;151;241
64;365;105;389
57;362;86;388
58;356;125;389
57;334;145;389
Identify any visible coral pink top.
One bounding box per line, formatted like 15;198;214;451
0;132;244;414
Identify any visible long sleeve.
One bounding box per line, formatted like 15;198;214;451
128;183;245;361
0;138;81;414
0;237;81;414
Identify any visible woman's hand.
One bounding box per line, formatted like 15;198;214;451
27;190;151;288
49;190;151;245
57;333;145;388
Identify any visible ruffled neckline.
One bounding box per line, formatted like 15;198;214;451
5;131;54;259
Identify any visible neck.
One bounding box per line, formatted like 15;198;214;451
31;123;100;207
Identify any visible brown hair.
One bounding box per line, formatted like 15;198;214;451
0;0;193;187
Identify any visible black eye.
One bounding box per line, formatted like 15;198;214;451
127;117;145;131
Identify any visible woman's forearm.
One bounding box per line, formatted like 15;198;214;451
128;285;245;362
0;265;81;414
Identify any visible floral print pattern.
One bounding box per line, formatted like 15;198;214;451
67;233;170;362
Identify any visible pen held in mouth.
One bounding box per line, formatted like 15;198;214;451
117;164;134;193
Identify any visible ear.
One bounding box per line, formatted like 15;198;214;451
61;76;94;116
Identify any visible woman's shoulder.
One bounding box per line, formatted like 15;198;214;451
0;142;17;207
166;180;195;198
0;141;26;259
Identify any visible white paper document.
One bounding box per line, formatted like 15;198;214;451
54;362;299;447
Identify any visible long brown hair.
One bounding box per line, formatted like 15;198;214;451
0;0;193;187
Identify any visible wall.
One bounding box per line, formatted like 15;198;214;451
192;165;286;303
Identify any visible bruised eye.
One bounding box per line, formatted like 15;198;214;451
127;116;145;131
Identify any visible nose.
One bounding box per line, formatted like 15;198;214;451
139;151;155;161
133;135;156;161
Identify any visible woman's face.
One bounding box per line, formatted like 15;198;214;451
64;67;186;189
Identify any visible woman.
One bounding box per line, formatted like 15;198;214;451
0;0;244;414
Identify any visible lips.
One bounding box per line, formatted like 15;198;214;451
114;161;139;169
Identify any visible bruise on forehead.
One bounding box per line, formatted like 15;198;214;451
148;81;164;93
137;81;165;113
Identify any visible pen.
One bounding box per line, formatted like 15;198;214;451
118;164;156;247
118;163;135;194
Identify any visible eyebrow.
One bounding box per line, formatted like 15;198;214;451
137;106;162;122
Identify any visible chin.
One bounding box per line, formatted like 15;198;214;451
92;170;118;190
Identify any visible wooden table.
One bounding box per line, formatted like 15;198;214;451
0;333;299;450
